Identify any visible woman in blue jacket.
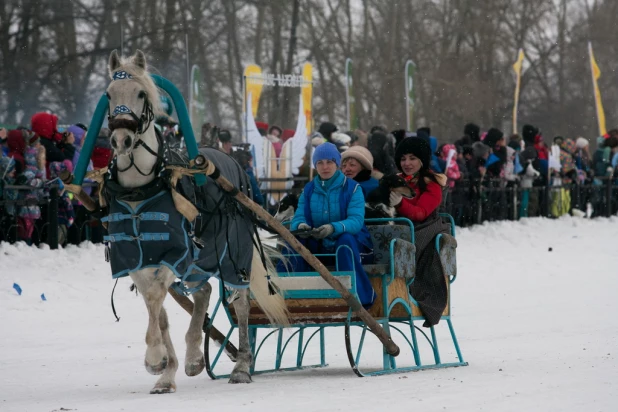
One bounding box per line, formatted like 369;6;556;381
285;143;375;306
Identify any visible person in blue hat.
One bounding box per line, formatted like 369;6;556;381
282;142;376;306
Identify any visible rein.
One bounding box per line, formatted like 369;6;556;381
115;131;165;177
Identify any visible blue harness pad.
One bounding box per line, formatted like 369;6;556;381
104;191;196;279
104;163;253;290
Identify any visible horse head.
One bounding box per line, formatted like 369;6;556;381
106;49;160;157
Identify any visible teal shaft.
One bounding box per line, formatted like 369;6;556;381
73;74;206;186
73;93;109;185
151;75;205;185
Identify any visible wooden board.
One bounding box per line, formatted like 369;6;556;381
229;275;450;326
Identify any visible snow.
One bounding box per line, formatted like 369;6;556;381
1;217;617;411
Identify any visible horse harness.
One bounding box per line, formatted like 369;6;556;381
106;88;162;178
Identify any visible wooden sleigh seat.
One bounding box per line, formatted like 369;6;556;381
233;216;458;325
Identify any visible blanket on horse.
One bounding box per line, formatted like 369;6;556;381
185;147;257;288
103;147;256;290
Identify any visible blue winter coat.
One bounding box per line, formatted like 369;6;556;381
246;167;264;205
356;177;379;198
291;170;369;249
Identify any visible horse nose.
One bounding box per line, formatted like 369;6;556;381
123;137;132;149
111;137;118;149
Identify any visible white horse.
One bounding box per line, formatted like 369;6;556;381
104;50;288;393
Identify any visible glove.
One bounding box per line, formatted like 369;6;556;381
312;224;334;239
296;223;312;238
389;191;403;207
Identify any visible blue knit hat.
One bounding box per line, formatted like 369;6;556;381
312;142;341;167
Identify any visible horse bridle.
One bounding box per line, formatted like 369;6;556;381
106;91;164;177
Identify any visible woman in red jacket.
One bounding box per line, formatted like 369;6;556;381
389;137;447;222
389;136;449;328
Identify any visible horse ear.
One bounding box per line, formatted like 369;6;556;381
133;49;147;71
108;50;121;76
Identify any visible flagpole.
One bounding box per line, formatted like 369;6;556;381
588;42;598;135
405;60;415;131
345;58;352;130
243;75;247;144
512;49;524;135
185;33;190;102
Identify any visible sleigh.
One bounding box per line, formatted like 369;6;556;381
204;214;467;378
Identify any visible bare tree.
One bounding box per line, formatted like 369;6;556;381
1;0;617;143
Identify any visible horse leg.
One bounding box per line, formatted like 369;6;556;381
130;267;175;376
229;288;252;384
150;306;178;394
184;281;212;376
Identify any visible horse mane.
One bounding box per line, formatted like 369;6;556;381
110;57;162;116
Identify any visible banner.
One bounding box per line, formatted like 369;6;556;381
245;93;265;180
512;49;525;135
588;42;607;137
301;62;313;134
405;60;416;131
189;65;206;139
244;64;264;119
345;58;358;130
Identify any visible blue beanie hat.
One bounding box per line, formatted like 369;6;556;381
312;142;341;167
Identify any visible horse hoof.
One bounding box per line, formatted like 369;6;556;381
145;356;168;375
229;371;252;384
150;383;176;394
185;358;205;377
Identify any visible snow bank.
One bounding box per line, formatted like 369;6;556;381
1;217;617;411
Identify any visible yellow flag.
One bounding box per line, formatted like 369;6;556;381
512;49;525;134
512;49;524;75
244;65;263;118
301;63;313;134
589;42;607;136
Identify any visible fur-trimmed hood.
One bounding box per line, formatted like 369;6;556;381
331;132;352;152
401;171;448;187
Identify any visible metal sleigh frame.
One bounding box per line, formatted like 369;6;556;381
204;215;468;378
74;75;467;379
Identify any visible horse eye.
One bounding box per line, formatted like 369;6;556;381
138;90;146;99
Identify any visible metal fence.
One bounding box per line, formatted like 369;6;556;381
1;177;616;248
0;184;104;249
442;177;617;227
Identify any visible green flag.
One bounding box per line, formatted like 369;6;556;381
405;60;416;131
189;65;206;138
345;58;358;130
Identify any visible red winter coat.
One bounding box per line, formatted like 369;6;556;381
91;146;112;169
7;130;26;173
534;134;549;161
395;172;447;222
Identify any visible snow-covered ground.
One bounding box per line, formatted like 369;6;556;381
1;217;617;411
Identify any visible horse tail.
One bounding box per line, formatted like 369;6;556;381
249;240;289;327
